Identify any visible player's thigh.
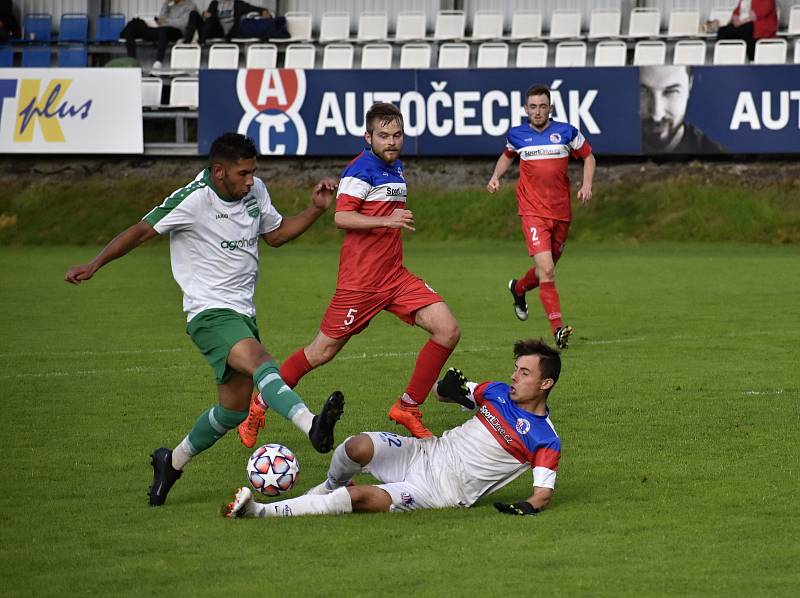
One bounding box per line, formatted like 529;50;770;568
217;370;254;411
385;272;445;326
520;215;555;257
361;431;421;483
319;287;391;339
551;220;570;264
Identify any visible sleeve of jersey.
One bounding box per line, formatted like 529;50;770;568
503;138;517;159
336;174;371;212
142;191;196;234
531;441;561;489
257;181;283;235
568;128;593;159
471;381;496;407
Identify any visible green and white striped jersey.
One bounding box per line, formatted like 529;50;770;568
143;169;283;321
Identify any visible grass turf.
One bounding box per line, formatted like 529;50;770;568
1;241;799;597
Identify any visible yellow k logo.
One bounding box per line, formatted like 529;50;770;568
14;79;71;142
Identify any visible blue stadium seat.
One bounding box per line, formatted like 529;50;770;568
58;45;88;67
23;14;52;43
59;13;89;43
21;46;51;67
0;46;13;67
95;14;126;43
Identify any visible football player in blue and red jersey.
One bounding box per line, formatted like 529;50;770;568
487;85;596;349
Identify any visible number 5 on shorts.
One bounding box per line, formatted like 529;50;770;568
344;308;358;326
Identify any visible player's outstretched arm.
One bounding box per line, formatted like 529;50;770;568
262;179;336;247
577;153;595;204
486;153;514;194
494;487;553;516
64;220;158;285
334;208;415;232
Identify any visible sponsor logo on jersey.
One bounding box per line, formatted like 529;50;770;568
220;236;258;251
516;418;531;435
520;147;562;158
386;186;407;198
550;133;562;143
479;405;513;444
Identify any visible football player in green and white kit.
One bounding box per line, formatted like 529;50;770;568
65;133;345;507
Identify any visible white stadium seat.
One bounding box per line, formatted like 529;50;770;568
594;40;627;66
628;7;661;38
360;43;393;69
284;11;312;41
207;43;239;69
554;41;586;67
788;5;800;35
438;42;470;68
668;9;701;37
588;8;621;39
319;12;351;42
795;39;800;63
549;10;581;39
713;39;747;64
754;38;787;64
140;77;162;108
169;43;201;71
357;12;388;41
471;10;504;40
322;43;354;69
633;40;667;65
400;43;431;69
284;43;316;69
246;44;278;69
673;40;707;65
395;11;427;41
168;77;198;108
510;10;542;40
476;42;509;68
434;10;466;40
516;42;548;67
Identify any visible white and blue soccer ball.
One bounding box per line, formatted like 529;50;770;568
247;443;300;497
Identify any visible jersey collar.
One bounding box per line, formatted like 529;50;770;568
202;168;239;204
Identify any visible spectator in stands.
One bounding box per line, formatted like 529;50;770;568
121;0;203;69
705;0;777;60
639;65;725;155
0;0;21;43
199;1;285;43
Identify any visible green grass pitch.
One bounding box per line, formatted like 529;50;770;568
1;240;799;597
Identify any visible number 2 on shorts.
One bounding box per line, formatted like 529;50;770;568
529;227;539;242
344;308;358;326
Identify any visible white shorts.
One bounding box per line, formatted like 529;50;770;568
362;431;461;512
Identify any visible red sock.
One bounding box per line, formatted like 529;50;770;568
538;281;563;333
403;339;454;405
516;267;540;294
279;348;313;389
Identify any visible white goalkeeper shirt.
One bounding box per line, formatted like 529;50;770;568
142;169;283;321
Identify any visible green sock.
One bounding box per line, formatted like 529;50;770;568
186;404;248;454
253;361;307;420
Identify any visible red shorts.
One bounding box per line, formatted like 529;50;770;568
320;270;444;340
520;215;570;261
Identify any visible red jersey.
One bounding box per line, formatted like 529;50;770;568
335;149;408;291
503;120;592;222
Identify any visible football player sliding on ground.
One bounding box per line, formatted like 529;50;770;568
224;339;562;519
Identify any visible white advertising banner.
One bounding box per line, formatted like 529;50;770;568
0;68;143;154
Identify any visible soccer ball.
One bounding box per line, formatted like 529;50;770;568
246;443;300;497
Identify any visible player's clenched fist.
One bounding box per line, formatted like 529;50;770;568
486;176;500;194
386;208;415;231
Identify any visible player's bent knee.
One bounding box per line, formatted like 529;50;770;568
347;485;392;513
344;433;374;466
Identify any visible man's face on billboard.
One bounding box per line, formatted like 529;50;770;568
639;66;692;145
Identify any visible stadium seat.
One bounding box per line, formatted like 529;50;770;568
554;41;586;67
754;38;787;64
322;43;354;69
0;46;12;67
95;13;125;42
284;11;313;41
633;40;667;65
476;42;509;68
208;44;240;69
21;46;50;67
713;39;747;64
434;10;466;40
673;39;707;65
23;13;52;42
246;44;278;68
549;10;581;39
141;77;163;108
594;40;627;66
169;43;201;72
628;7;661;38
360;43;392;69
284;43;316;69
58;44;88;67
319;12;351;42
59;13;89;43
795;39;800;63
786;5;800;35
668;8;701;37
399;43;431;69
168;77;199;108
516;42;548;67
395;11;427;41
510;10;543;39
471;10;504;40
437;42;470;68
357;12;388;41
588;8;621;39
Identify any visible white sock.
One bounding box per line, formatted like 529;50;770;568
251;486;353;517
289;406;314;435
326;439;362;489
171;436;195;470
